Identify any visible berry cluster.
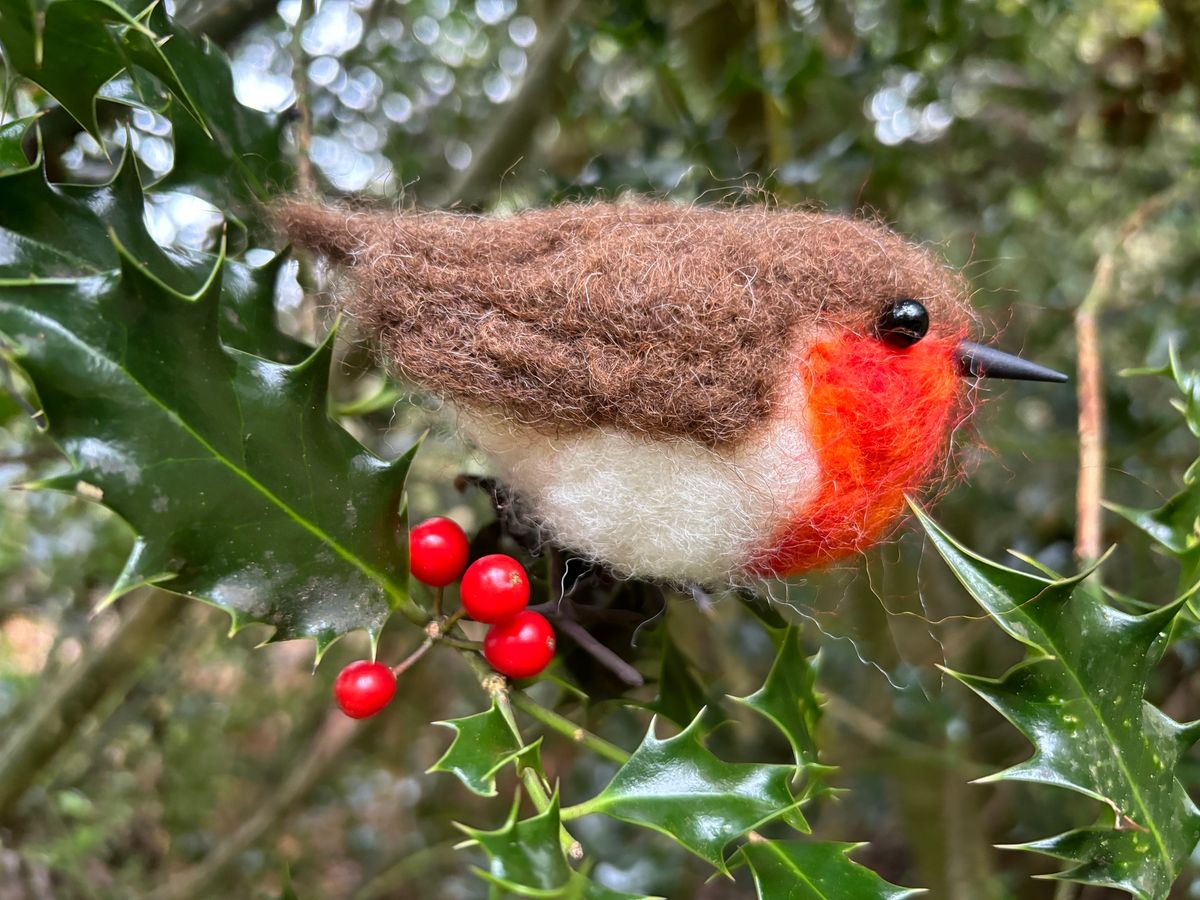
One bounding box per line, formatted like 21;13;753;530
333;517;556;719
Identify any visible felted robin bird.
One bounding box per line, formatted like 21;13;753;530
278;201;1066;585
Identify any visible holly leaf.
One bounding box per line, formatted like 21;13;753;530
217;250;308;363
1108;346;1200;591
731;626;822;770
912;504;1200;900
631;629;724;732
0;117;35;171
147;5;286;203
0;0;204;138
733;840;922;899
569;711;801;873
0;145;421;653
459;794;656;899
429;701;542;797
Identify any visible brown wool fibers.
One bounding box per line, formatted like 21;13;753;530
275;200;975;449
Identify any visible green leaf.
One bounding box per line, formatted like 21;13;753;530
568;711;801;873
217;250;308;364
0;117;35;171
912;503;1200;900
636;629;724;731
459;794;655;899
147;5;285;202
0;0;204;138
731;626;822;770
1107;347;1200;592
733;840;921;899
461;795;572;893
0;149;422;650
429;701;540;798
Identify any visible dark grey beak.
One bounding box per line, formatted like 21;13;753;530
957;341;1069;383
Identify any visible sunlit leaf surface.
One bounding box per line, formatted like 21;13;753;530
0;128;420;649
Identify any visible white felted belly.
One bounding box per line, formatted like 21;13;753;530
459;397;819;584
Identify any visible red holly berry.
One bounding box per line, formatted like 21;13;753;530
409;516;470;587
483;610;556;678
333;660;397;719
460;554;531;623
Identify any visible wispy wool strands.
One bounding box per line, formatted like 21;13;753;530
278;200;976;583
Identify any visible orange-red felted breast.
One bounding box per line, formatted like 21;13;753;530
755;332;968;576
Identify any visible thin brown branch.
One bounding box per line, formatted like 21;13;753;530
1075;190;1174;563
350;840;461;900
1074;308;1104;565
822;690;991;781
0;590;180;820
289;0;316;196
753;0;790;193
392;636;433;676
548;611;644;687
147;708;365;900
432;0;584;208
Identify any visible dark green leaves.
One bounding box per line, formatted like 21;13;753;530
734;841;921;900
460;796;655;899
147;5;285;202
0;0;203;137
0;142;420;649
0;117;34;170
429;701;541;797
1108;347;1200;592
641;630;720;730
0;0;415;650
564;711;800;873
913;504;1200;899
731;626;822;769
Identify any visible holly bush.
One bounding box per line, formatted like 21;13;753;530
2;2;1200;898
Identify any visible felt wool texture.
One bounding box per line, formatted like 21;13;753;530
278;200;976;583
750;333;968;577
459;381;820;584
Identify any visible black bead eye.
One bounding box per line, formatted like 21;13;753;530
875;298;929;348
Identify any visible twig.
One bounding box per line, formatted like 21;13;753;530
350;840;461;900
528;600;645;625
0;448;59;466
392;637;433;677
508;690;629;765
432;0;585;207
821;689;991;780
753;0;790;194
438;635;479;651
549;612;644;687
0;590;180;820
465;654;580;856
147;708;365;900
1075;189;1175;563
289;0;316;196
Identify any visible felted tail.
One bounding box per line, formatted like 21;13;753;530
273;200;372;264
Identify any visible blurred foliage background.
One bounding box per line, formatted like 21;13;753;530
2;0;1200;897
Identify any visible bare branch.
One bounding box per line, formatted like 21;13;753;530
0;590;180;820
1074;190;1174;563
147;709;365;900
433;0;584;208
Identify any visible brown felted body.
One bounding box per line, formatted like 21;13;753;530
277;201;974;448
